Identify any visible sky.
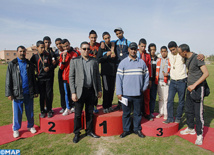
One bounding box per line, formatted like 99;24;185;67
0;0;214;55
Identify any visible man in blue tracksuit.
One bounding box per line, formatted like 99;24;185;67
5;46;38;138
116;42;149;138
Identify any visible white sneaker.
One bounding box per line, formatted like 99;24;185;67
59;109;65;113
28;127;37;134
195;134;203;145
70;107;75;113
180;127;196;135
156;114;163;118
62;108;71;116
163;115;167;120
13;130;19;138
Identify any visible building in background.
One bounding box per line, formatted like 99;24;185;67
0;45;55;63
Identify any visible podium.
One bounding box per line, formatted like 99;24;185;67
40;108;84;134
141;113;179;137
93;105;123;136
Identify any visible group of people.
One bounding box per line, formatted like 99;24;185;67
5;27;209;145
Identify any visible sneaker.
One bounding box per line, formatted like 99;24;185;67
70;107;75;113
13;130;19;138
163;119;174;124
195;134;203;145
59;109;65;113
150;113;155;118
180;127;196;135
108;107;114;112
47;111;53;118
156;114;163;118
94;107;99;114
175;118;181;123
28;127;37;134
149;117;154;121
40;112;46;118
163;115;167;120
103;108;109;113
62;108;71;116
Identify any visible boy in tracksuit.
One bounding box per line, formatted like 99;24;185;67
97;32;117;113
113;27;131;111
155;46;171;120
59;39;79;116
138;38;152;121
30;41;54;118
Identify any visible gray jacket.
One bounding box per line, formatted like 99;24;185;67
69;56;102;99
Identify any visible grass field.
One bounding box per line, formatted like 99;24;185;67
0;64;213;155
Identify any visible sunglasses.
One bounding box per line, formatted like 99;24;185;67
82;48;90;51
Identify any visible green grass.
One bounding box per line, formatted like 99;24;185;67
0;64;213;154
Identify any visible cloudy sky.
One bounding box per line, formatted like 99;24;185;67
0;0;214;55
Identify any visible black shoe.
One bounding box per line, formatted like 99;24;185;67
73;134;80;143
87;132;100;138
114;105;121;111
47;111;53;118
40;112;46;118
120;131;131;138
144;115;151;120
134;130;145;138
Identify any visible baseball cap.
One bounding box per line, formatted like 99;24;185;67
114;27;123;33
129;42;138;49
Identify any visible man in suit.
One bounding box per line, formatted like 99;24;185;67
69;41;102;143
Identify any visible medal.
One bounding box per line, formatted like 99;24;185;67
120;53;123;56
173;66;175;69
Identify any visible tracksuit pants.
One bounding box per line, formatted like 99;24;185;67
186;86;204;135
63;82;73;109
142;88;150;116
38;79;53;113
150;80;157;114
157;81;169;116
102;75;116;109
12;94;34;131
58;69;66;110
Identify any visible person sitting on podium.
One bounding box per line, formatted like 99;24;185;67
69;41;102;143
116;42;149;138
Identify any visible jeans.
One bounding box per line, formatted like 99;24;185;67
122;95;142;132
167;78;187;121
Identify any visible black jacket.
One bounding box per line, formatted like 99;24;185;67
5;58;38;100
97;43;117;76
30;52;54;80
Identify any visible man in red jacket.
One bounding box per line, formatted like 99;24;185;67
59;39;80;116
138;38;152;120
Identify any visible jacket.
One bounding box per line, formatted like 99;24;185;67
96;43;117;76
5;58;38;100
59;48;79;83
155;57;171;85
69;56;102;99
30;51;54;80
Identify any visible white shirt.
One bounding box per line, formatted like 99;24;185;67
168;52;187;80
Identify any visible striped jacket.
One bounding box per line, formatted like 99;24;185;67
155;57;171;85
116;56;149;96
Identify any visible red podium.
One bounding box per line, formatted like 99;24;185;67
93;105;123;136
40;108;84;134
141;113;179;137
